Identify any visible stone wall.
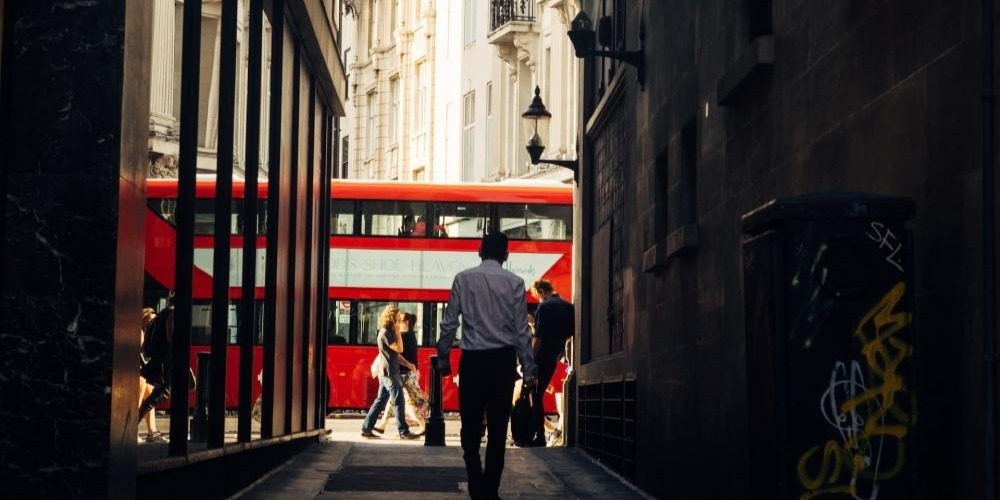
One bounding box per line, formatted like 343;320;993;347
576;0;986;498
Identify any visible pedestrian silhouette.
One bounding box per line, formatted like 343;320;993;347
436;232;537;500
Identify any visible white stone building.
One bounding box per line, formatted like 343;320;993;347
341;0;580;183
148;0;277;179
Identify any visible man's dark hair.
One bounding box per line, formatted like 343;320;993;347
531;278;554;295
480;232;508;262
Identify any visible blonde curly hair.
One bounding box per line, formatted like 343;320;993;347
378;304;400;330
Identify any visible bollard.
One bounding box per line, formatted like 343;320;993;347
424;355;446;446
190;352;211;442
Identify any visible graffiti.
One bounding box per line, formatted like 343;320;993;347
865;222;904;273
796;282;914;500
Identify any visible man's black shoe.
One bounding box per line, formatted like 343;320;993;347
360;429;379;438
399;430;420;440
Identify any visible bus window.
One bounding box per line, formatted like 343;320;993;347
331;200;355;235
147;195;251;236
432;302;462;347
193;199;239;235
328;300;352;344
147;198;176;224
190;302;239;345
357;300;423;344
498;203;573;241
360;200;427;236
240;199;268;236
434;203;489;238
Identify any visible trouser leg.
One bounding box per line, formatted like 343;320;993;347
388;375;409;434
533;343;560;443
482;349;516;498
459;353;489;499
362;380;390;432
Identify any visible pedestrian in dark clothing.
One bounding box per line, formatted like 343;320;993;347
529;279;575;447
437;232;537;500
139;301;175;422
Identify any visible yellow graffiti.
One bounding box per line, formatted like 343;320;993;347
797;282;914;500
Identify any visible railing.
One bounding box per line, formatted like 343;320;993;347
490;0;535;33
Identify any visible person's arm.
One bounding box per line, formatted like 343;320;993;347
435;275;463;376
532;302;547;354
387;330;404;353
512;280;536;386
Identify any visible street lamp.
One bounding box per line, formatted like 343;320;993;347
521;85;578;179
566;9;645;89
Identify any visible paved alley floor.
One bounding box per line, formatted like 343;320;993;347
233;417;651;499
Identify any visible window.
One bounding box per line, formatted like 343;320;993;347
360;200;428;236
328;300;352;344
332;301;432;346
389;77;400;147
367;92;376;157
343;48;351;100
367;0;376;51
331;200;356;235
745;0;773;41
434;203;490;238
357;300;422;345
415;62;427;158
190;302;239;345
499;204;573;241
680;119;698;227
390;0;398;44
341;136;349;178
462;91;476;181
148;198;240;235
463;0;476;46
486;82;493;179
433;302;462;345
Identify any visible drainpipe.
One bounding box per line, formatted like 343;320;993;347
984;0;996;496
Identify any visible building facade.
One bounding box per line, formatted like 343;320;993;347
572;0;993;499
148;0;277;179
1;0;347;497
341;0;579;183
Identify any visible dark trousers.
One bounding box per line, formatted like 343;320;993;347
532;339;563;443
459;347;517;500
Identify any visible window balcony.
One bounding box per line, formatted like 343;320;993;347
490;0;535;33
488;0;538;64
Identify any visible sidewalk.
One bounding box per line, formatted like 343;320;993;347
233;418;651;499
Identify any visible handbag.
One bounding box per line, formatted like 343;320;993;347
510;389;535;447
370;353;387;379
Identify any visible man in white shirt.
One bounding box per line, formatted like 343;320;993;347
436;232;537;500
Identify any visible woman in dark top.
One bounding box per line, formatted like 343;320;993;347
375;312;428;433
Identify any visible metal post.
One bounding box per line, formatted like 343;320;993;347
169;0;201;456
190;352;212;442
237;0;263;444
424;355;446;446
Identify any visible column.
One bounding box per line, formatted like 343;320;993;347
150;0;176;132
0;1;152;498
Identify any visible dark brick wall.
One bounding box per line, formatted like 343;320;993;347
575;0;986;498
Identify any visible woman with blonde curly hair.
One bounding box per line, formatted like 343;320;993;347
361;305;420;439
374;311;429;434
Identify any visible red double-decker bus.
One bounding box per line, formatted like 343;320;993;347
144;178;573;413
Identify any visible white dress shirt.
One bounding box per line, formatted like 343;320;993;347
435;259;536;378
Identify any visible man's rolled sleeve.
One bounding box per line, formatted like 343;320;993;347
435;275;463;373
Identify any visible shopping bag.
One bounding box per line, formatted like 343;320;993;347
370;354;387;379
